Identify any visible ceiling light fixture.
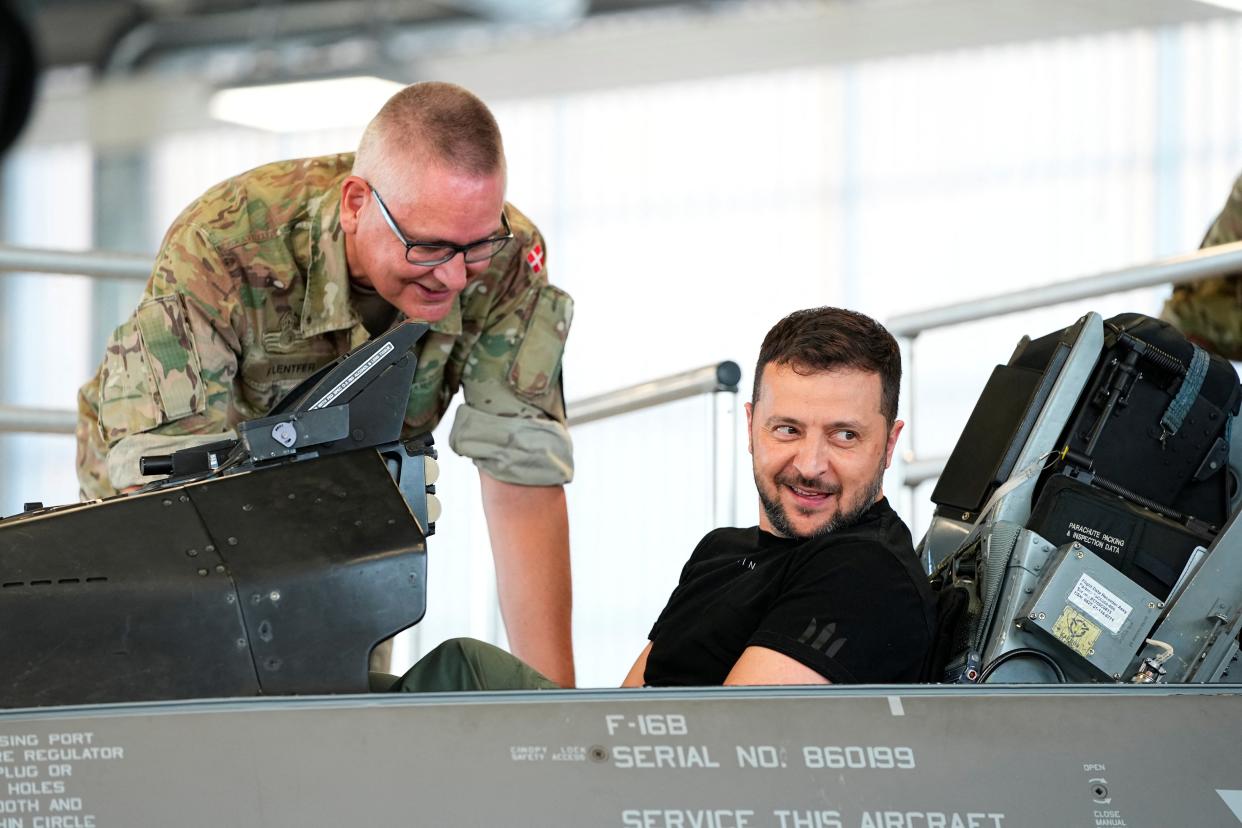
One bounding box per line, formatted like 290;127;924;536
209;75;406;132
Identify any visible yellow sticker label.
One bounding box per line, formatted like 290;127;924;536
1052;606;1101;657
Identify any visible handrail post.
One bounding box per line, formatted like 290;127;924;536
712;389;738;528
893;334;918;524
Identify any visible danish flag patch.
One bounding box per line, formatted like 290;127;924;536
526;244;544;274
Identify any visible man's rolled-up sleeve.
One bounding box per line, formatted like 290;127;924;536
449;405;572;486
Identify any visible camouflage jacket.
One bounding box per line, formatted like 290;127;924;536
1163;173;1242;360
77;154;574;498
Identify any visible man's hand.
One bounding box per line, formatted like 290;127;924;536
723;646;830;686
479;473;575;687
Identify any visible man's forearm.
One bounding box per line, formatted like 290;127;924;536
479;474;575;687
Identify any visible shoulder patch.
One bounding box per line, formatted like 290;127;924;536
525;243;545;274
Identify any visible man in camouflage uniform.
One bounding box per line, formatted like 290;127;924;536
1163;173;1242;361
76;82;578;687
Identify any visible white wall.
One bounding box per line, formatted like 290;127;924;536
1;142;94;512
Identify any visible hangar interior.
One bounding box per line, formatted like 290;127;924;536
3;0;1242;687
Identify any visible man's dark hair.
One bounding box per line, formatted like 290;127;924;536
752;307;901;423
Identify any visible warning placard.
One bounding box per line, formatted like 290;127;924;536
1052;606;1101;657
1068;574;1132;635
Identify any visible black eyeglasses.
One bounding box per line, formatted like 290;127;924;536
370;186;513;267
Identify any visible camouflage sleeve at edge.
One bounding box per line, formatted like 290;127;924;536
1162;173;1242;361
1201;174;1242;248
81;220;245;492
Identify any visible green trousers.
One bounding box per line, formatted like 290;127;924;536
377;637;560;693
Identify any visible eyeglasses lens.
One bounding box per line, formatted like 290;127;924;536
405;238;510;267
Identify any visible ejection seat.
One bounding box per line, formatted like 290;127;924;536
921;312;1242;684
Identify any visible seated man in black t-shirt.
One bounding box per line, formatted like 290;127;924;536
622;306;934;686
394;307;934;691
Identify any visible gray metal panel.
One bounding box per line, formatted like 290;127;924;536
979;528;1058;670
0;490;259;706
991;313;1103;528
185;450;428;694
919;513;972;574
1147;507;1242;682
920;315;1103;574
0;447;429;706
1018;544;1162;680
0;687;1240;826
1230;416;1242;515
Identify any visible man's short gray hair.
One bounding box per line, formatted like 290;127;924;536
354;81;506;186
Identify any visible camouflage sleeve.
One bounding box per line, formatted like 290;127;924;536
1200;173;1242;248
1161;172;1242;361
76;219;244;496
449;226;575;486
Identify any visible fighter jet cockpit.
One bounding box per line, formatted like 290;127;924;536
1;309;1241;825
921;311;1241;687
3;308;1239;706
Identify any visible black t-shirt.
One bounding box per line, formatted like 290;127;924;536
644;498;935;685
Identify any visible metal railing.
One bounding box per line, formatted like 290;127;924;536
887;240;1242;514
0;405;77;435
0;243;743;524
0;244;150;281
567;362;740;426
8;238;1240;523
567;362;741;526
